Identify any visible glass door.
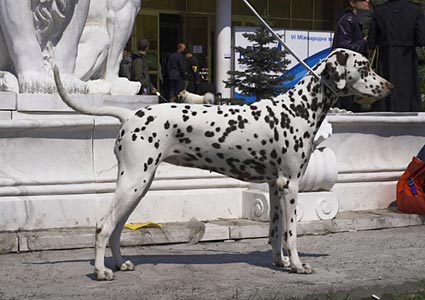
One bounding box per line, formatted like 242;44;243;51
186;15;210;83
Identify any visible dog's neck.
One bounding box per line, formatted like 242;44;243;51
278;65;338;133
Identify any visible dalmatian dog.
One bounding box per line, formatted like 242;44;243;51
53;48;393;280
175;89;215;104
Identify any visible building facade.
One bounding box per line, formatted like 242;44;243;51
132;0;344;97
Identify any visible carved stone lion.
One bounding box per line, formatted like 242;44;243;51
0;0;90;94
75;0;142;95
0;0;143;95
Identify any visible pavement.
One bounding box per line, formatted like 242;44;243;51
1;219;425;300
2;209;425;253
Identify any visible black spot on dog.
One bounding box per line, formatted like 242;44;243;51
144;116;155;126
205;131;215;138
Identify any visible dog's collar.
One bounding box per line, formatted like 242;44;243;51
318;75;339;98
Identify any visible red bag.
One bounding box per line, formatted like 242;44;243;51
396;157;425;214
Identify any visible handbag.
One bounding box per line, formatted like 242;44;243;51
396;156;425;214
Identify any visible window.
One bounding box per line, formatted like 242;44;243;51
142;0;185;11
292;0;313;19
232;0;267;16
188;1;215;13
269;0;290;18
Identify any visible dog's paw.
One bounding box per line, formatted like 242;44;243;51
96;268;114;281
290;263;313;274
119;260;135;272
273;256;291;268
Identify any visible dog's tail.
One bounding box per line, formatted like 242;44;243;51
53;65;131;123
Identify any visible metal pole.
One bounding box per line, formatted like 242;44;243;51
241;0;321;80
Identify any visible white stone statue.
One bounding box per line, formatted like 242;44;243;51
0;71;19;93
74;0;142;95
299;119;338;191
0;0;90;94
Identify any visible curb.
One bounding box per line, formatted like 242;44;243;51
0;210;424;253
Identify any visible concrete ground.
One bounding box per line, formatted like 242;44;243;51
0;226;425;300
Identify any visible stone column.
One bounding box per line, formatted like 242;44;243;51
215;0;231;99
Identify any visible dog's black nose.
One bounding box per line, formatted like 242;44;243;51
385;81;394;91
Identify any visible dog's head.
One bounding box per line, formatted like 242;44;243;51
320;48;393;99
175;90;188;103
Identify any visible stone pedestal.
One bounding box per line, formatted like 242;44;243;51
324;112;425;212
0;92;250;231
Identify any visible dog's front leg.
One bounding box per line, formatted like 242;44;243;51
276;176;313;274
268;181;290;268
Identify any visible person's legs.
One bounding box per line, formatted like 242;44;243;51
177;78;186;95
187;80;195;93
169;79;177;100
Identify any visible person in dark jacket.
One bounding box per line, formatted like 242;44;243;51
119;49;132;80
167;43;186;101
368;0;425;112
131;38;157;95
185;50;201;94
332;0;371;112
333;0;370;56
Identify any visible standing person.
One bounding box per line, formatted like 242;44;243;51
332;0;371;112
185;50;201;94
119;48;132;80
159;52;170;103
368;0;425;112
131;38;157;95
167;43;186;101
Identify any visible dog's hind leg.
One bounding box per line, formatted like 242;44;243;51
276;176;313;274
109;174;155;272
94;170;156;280
109;218;131;271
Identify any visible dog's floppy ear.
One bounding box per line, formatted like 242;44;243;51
322;51;348;90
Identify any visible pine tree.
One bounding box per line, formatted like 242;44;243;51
224;23;293;102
